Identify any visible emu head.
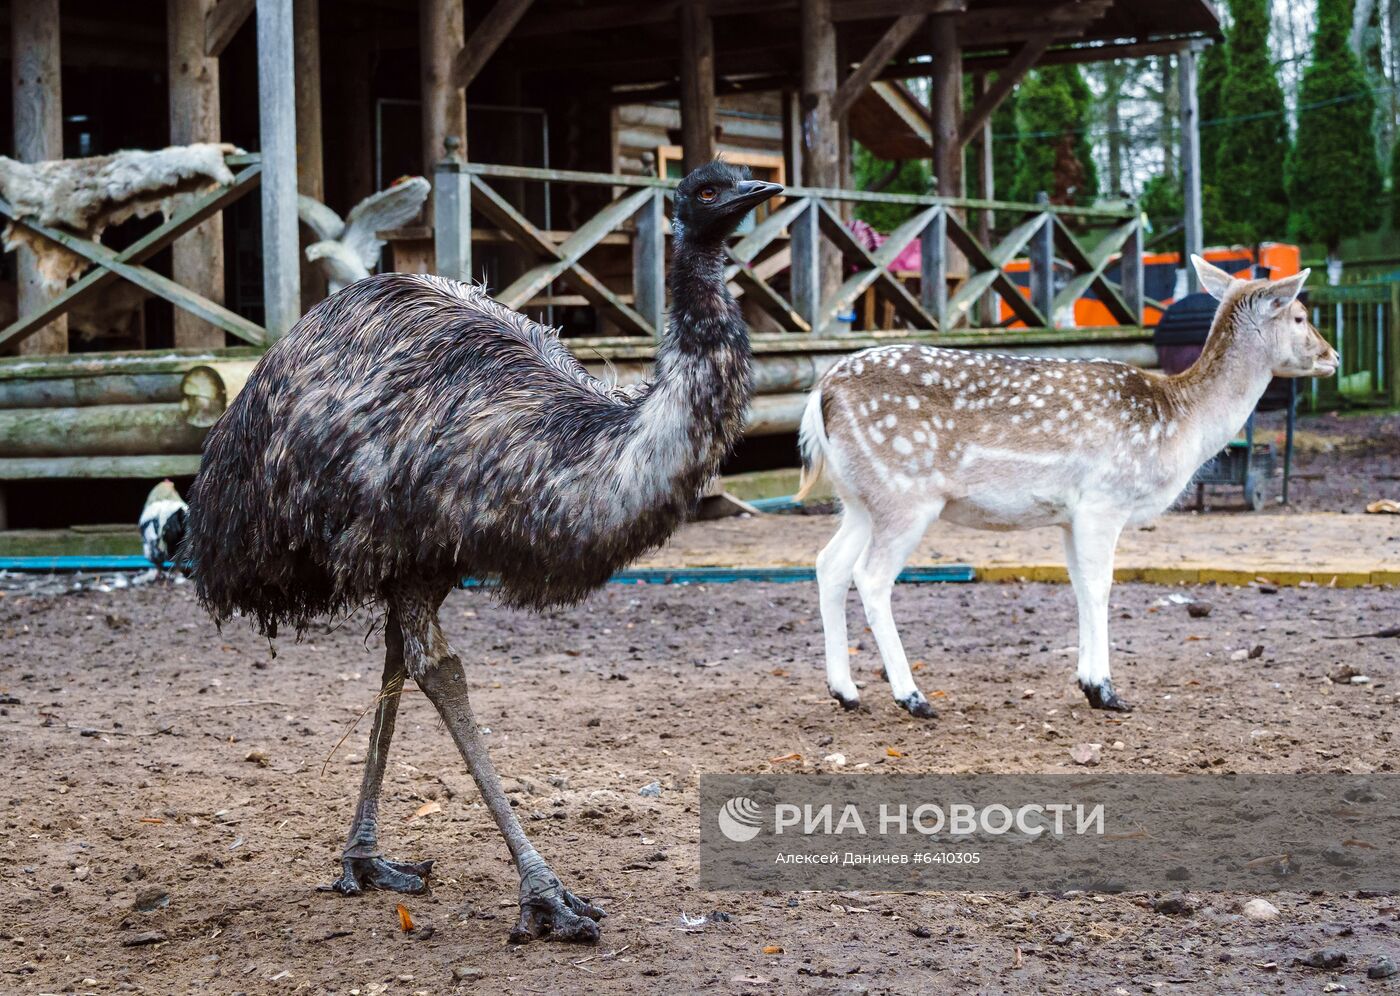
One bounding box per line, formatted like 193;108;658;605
1192;255;1338;379
672;161;782;245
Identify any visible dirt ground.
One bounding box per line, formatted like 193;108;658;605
2;569;1399;994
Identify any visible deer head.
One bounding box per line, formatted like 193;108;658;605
1192;255;1338;378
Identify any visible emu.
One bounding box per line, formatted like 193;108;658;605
183;162;780;943
798;256;1337;718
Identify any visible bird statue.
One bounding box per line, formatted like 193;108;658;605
139;479;187;570
297;176;431;293
183;162;781;944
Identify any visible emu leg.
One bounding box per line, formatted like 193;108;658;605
403;602;603;944
323;611;434;895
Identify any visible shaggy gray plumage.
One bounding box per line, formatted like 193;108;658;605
182;161;779;943
186;250;750;633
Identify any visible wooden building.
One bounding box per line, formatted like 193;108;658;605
0;0;1220;531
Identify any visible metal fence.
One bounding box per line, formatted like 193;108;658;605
1307;281;1400;409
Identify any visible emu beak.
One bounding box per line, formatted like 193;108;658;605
731;179;783;211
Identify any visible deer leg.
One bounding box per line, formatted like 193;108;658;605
816;504;872;710
401;594;603;944
323;609;434;895
852;511;937;718
1063;516;1131;711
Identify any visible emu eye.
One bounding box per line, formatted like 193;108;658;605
698;186;717;203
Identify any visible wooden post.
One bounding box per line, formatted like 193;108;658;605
929;14;962;199
679;0;716;172
422;0;468;211
168;0;227;349
256;0;301;336
11;0;67;356
632;189;666;335
1029;193;1054;326
293;0;323;203
790;199;821;332
1121;214;1144;325
294;0;326;307
799;0;839;189
800;0;839;324
972;72;996;327
781;89;803;187
434;137;470;282
920;207;947;330
1178;44;1204;292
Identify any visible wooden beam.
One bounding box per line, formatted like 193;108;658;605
293;0;323;202
507;0;962;38
294;0;325;307
256;0;301;336
1178;44;1203;291
450;0;535;90
11;0;66;356
929;13;961;198
832;13;924;120
800;0;838;189
168;0;227;349
423;0;468;186
204;0;255;57
679;0;717;171
889;37;1200;81
956;34;1052;148
830;0;963;21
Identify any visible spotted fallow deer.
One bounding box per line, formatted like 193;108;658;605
797;256;1338;718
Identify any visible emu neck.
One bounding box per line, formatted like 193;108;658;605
1167;310;1274;466
609;233;752;521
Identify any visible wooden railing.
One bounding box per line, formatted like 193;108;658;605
433;158;1144;339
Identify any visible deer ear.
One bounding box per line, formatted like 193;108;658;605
1260;269;1309;314
1191;255;1237;301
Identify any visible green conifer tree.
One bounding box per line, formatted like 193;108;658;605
1011;66;1099;205
1289;0;1383;259
1197;41;1229;243
1214;0;1290;245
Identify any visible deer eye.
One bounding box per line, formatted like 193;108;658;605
1294;316;1304;323
698;186;717;203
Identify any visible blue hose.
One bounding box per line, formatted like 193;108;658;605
0;556;975;585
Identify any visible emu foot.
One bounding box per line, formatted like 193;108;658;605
321;855;434;896
509;860;604;944
896;690;937;719
1079;679;1133;713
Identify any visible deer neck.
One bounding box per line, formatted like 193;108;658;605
1167;317;1275;470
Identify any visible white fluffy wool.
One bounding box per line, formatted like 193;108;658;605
0;142;239;291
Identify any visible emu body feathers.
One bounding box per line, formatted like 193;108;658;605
184;271;752;635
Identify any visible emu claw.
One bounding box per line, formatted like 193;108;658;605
321;855;434;896
510;866;604;944
1079;680;1133;712
897;691;937;719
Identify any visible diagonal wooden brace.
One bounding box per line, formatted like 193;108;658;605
815;200;937;332
0;162;268;349
1051;217;1138;325
471;176;653;335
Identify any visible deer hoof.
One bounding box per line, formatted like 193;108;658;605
1079;680;1133;712
897;691;937;719
830;687;861;711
